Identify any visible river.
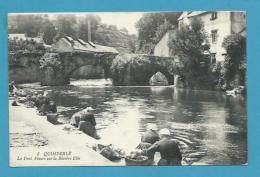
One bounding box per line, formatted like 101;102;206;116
20;79;247;165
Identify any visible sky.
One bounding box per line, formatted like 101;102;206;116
10;12;145;35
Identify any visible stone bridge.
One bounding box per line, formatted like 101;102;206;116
40;52;117;86
40;52;181;86
111;54;180;86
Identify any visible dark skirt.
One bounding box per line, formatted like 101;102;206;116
158;158;182;166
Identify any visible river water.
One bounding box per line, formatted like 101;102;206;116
20;79;247;165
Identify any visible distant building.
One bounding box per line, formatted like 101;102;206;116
8;33;51;49
51;36;118;54
8;33;26;40
178;11;246;62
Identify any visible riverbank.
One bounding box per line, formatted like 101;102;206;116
9;99;115;166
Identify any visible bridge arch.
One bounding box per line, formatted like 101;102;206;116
40;53;180;86
149;71;174;86
70;64;105;80
111;54;178;86
40;52;117;86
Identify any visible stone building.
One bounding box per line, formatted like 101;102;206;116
154;11;246;63
178;11;246;62
154;30;177;57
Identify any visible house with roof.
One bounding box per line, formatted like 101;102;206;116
178;11;246;62
154;29;177;57
51;36;118;54
154;11;246;63
8;33;26;40
8;33;52;49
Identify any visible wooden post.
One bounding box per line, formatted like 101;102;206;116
88;19;91;42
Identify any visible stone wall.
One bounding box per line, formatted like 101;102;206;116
231;12;246;36
111;54;177;86
40;52;117;86
9;65;40;83
8;53;43;83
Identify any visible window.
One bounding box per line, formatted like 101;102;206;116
210;53;216;64
210;12;217;20
211;30;218;43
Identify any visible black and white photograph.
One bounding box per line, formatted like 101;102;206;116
8;11;247;166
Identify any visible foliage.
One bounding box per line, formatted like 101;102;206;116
222;34;246;87
168;17;212;89
111;54;149;71
136;13;181;53
110;54;151;84
75;15;101;42
110;54;177;86
39;53;62;70
9;14;136;53
41;20;57;45
136;42;155;54
54;14;77;39
9;14;44;37
211;61;225;89
8;38;45;68
94;25;137;53
9;38;46;53
154;20;173;44
8;14;57;45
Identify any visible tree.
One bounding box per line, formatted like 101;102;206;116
222;34;246;88
54;14;77;38
153;19;173;43
8;14;45;37
169;17;212;89
76;15;101;41
9;14;57;44
136;12;181;53
40;18;57;45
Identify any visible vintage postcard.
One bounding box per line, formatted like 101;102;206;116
8;11;247;166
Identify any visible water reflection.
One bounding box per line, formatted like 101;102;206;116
20;80;247;165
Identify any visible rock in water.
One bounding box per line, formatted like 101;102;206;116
11;101;19;106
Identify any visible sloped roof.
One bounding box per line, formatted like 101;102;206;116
178;11;207;20
60;36;118;54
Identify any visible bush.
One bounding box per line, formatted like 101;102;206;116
211;61;225;90
9;38;46;53
222;34;246;88
39;53;62;70
168;17;213;89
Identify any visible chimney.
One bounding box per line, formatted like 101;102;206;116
88;19;91;42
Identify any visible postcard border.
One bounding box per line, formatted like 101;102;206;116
1;0;260;177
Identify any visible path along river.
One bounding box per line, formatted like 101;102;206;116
20;79;247;165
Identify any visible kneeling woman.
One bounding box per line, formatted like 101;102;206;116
142;128;182;166
70;107;99;139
